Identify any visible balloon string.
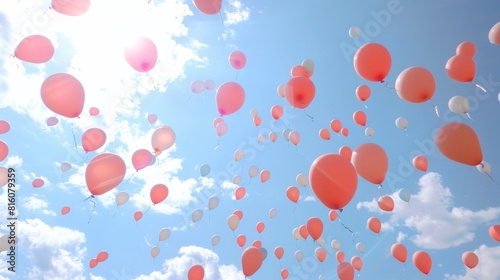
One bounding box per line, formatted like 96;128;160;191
363;103;368;109
144;204;152;215
214;137;221;150
84;195;96;224
126;171;137;182
42;6;51;16
303;109;314;122
486;173;500;185
219;11;224;25
71;126;78;149
431;101;440;120
146;72;158;90
338;218;355;245
112;206;119;217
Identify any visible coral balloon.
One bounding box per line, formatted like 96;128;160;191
315;247;327;263
367;217;381;234
291;65;308;78
32;178;44;188
446;55;475;82
96;251;108;262
134;211;143;221
412;155;428;172
395;66;435;103
351;143;388;185
435;122;482;166
271;105;283;120
353;110;367;126
216;82;245;116
356;85;371;102
256;222;265;234
330;119;342;133
378;195;394;212
85;153;126;196
61;206;70;215
150;184;168;205
391;243;407;263
132;149;153;171
274;246;284;259
89;107;100;116
281;268;289;279
124;36;157;72
0;121;10;134
489;225;500;241
15;35;54;63
235;186;246;200
188;264;205;280
41;73;85;118
306;217;323;241
151;126;176;155
285;76;315;109
337;262;355;280
82;128;106;153
89;258;98;269
229;50;247;70
299;225;308;239
0;141;7;162
336;251;345;263
233;210;243;220
456;41;476;57
329;210;338;221
289;131;300;146
341;128;349;137
309;154;358;210
237;234;246;247
286;186;300;203
260;170;270;183
319;128;330;140
192;0;222;15
339;146;352;161
241;246;263;276
51;0;90;16
413;250;432;275
351;256;363;271
353;43;391;82
462;251;478;269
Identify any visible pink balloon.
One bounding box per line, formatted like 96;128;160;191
271;105;284;120
61;206;70;215
134;211;143;221
124;36;158;72
213;117;224;128
41;73;85;118
0;141;8;162
216;122;228;136
14;35;54;63
192;0;222;15
191;80;205;94
32;178;44;188
216;82;245;116
0;120;10;134
147;114;157;124
351;256;363;271
150;184;169;205
151;126;176;155
51;0;90;16
269;132;278;142
289;131;300;145
82;128;107;153
235;186;246;200
86;153;126;196
229;50;247;70
132;149;153;171
61;162;72;172
89;107;100;116
46;116;59;127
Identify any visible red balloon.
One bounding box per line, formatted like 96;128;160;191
446;54;475;82
319;128;330;140
339;146;352;161
233;209;243;220
367;217;381;234
235;186;246;200
0;120;10;134
51;0;90;16
306;217;323;241
41;73;85;118
85;153;126;196
330;119;342;133
89;107;100;116
315;247;327;263
341;128;349;137
412;155;428;172
32;178;44;188
456;41;476;57
253;115;262;126
435;122;482;166
350;256;363;271
216;82;245;116
241;246;263;276
89;258;98;268
395;66;436;103
134;211;143;221
274;246;284;259
96;251;108;262
337;262;354;280
15;35;54;63
299;225;308;239
286;186;300;203
132;149;153;171
413;250;432;275
0;140;8;162
256;222;265;234
82;128;107;153
489;225;500;241
377;195;394;212
309;154;358;210
462;251;478;269
284;76;315;109
61;206;70;215
237;234;246;247
336;251;345;263
391;243;407;263
150;184;169;205
353;43;391;82
188;264;205;280
353;110;367;126
290;65;308;78
329;210;338;222
351;143;388;185
252;240;262;248
192;0;222;15
356;85;371;102
281;268;289;279
271;105;284;120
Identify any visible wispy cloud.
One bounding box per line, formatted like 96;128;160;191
223;0;250;25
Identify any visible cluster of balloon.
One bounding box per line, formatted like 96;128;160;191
354;43;391;83
14;35;54;64
351;143;389;187
41;73;85;118
448;95;473;120
51;0;91;16
284;59;316;116
188;264;205;280
435;122;483;167
89;250;108;269
489;22;500;45
356;85;371;108
124;36;158;73
151;125;176;156
446;42;476;83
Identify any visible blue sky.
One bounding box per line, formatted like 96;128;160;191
1;0;500;279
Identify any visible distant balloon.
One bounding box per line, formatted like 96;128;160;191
378;195;394;212
356;242;365;254
319;128;330;140
192;209;203;223
15;34;54;63
412;155;428;172
46;116;59;126
302;59;314;74
398;188;411;202
235;186;246;200
191;80;205;94
391;243;407;263
330;119;342;133
296;173;307;187
269;208;278;219
277;84;286;98
89;107;100;116
124;36;158;72
188;264;205;280
271;105;284;120
208;195;219;210
234;149;245;161
331;240;341;251
351;143;388;185
134;211;143;221
356;85;371;102
150;246;160;258
0;121;10;134
147;114;157;124
51;0;90;16
365;127;375;138
248;166;259;178
61;206;70;215
349;26;361;38
289;131;301;146
260;169;270;183
489;225;500;241
413;250;432;275
269;131;278;142
96;251;109;262
285;76;315;109
241;246;263;276
227;214;240;231
448;96;470;114
216;122;228;136
295;250;304;262
0;141;8;162
456;41;476;57
200;163;211;177
211;235;221;246
341;128;349;137
85;153;126;196
32;178;44;188
159;228;171;242
462;251;478;269
286;186;300;203
61;162;71;172
395;117;408;130
367;217;381;234
446;55;475;82
192;0;222;15
353;110;367;126
282;128;292;141
488;22;500;45
229;50;247;70
115;191;129;206
204;79;216;90
315;247;327;263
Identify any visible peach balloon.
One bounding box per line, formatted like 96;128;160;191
351;143;388;185
260;169;270;183
462;251;478;269
271;105;283;120
330;119;342;133
489;225;500;241
412;155;428;172
413;250;432;275
134;211;143;221
41;73;85;118
188;264;205;280
235;186;246;200
285;76;315;109
51;0;90;16
124;36;157;72
299;225;308;239
15;35;54;63
319;128;330;140
151;125;176;155
150;184;168;205
256;222;265;234
377;195;394;212
315;247;327;263
0;141;7;162
395;66;435;103
96;251;108;262
89;107;100;116
215;122;228;136
281;268;289;279
286;186;300;203
241;246;263;276
233;210;243;220
446;55;475;82
356;85;371;102
237;234;246;247
353;110;367;126
216;82;245;116
89;258;98;269
353;43;391;82
367;217;381;233
341;128;349;137
329;210;338;221
229;50;246;70
435;122;482;166
391;243;407;263
291;65;308;77
85;153;126;196
289;131;300;146
274;246;284;259
351;256;362;271
337;262;354;280
82;128;107;153
253;240;262;248
339;146;352;161
132;149;153;171
253;116;262;126
456;41;476;57
0;120;10;134
488;22;500;45
306;217;323;241
32;178;44;188
336;251;345;263
269;131;278;142
193;0;222;15
309;154;358;210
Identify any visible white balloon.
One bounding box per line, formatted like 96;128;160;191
192;209;203;223
151;246;160;258
200;163;211;177
277;84;286;98
211;235;221;246
204;79;216;91
248;166;259;178
448;95;470;114
269;208;278;219
282;128;292;141
356;242;365;254
477;161;491;175
365;127;375;137
349;26;361;38
257;133;267;143
190;80;205;93
395;117;408;130
208;195;219;210
159;228;171;241
296;173;307;187
295;250;304;261
115;191;129;206
234;149;245;161
331;239;341;251
232;175;242;184
301;59;314;73
292;227;301;240
250;109;259;117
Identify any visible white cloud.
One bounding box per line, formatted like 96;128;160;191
223;0;250;25
357;172;500;249
396;232;407;243
133;245;244;280
4;155;22;168
22;195;56;216
304;195;316;202
445;245;500;280
220;29;236;41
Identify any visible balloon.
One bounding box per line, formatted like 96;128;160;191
285;76;315;109
282;128;292;141
489;225;500;241
96;251;108;262
299;225;309;239
248;166;259;179
151;126;176;156
241;246;263;276
302;59;314;74
150;246;160;258
188;264;205;280
292;228;300;240
356;85;371;102
398;188;411;202
378;195;394;212
260;169;270;183
351;256;363;271
233;210;243;220
413;250;432;275
306;217;323;241
296;173;307;187
336;251;345;263
41;73;85;118
356;242;365;254
353;43;391;82
216;82;245;116
233;175;242;185
193;0;222;15
286;186;300;203
234;149;244;161
269;208;278;219
365;127;375;138
89;258;98;269
200;163;211;177
253;116;261;126
227;214;240;231
353;110;367;126
349;26;361;38
150;184;168;205
134;211;143;221
15;34;54;63
291;65;308;78
309;154;358;210
204;79;216;90
147;114;157;124
281;269;289;279
329;210;338;222
256;222;265;234
295;250;304;261
32;178;44;188
257;134;266;143
86;153;126;196
435;122;482;166
216;122;228;137
0;141;7;162
192;209;203;223
46;116;58;127
208;195;219;210
213;117;224;128
0;121;10;134
488;22;500;45
0;167;7;187
123;36;157;72
341;128;349;137
237;234;246;247
271;105;284;120
211;235;220;246
51;0;90;16
274;246;284;259
477;161;491;175
191;80;205;94
412;155;428;172
391;243;407;263
132;149;153;171
462;251;478;269
252;240;261;248
235;186;246;200
448;95;470;114
456;41;476;57
330;119;342;133
250;109;259;117
315;247;327;263
339;146;352;161
229;50;247;70
269;131;278;142
446;55;475;82
81;128;106;153
395;66;435;103
61;206;70;215
352;143;388;185
367;217;381;234
395;117;408;130
289;131;300;146
115;191;129;206
259;247;268;260
89;107;100;116
319;128;330;140
159;228;171;241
